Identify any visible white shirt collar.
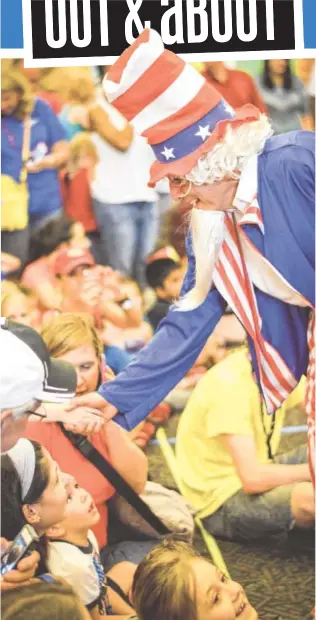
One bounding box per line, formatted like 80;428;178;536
233;154;258;213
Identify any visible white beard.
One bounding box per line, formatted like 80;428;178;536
177;208;226;311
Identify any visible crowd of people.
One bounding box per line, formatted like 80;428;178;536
1;43;315;620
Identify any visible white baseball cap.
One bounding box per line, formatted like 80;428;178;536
0;318;77;409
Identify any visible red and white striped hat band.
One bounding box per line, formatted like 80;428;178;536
104;29;261;186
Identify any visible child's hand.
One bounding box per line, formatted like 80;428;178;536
26;159;47;173
97;266;122;299
80;284;102;307
79;270;103;307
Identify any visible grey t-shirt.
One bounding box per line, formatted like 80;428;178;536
256;75;309;134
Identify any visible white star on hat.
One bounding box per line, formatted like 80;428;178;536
222;101;235;116
195;125;211;141
161;147;176;161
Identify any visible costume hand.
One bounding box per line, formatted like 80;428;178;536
1;540;40;591
65;392;118;424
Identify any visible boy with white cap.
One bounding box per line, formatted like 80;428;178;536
0;318;104;590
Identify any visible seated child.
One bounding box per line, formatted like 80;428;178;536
132;539;259;620
99;277;153;355
145;247;184;332
21;214;91;311
47;485;137;619
1;580;94;620
1;283;36;328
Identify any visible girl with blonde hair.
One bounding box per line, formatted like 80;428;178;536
58;70;133;150
132;540;283;620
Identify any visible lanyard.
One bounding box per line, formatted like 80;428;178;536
250;361;276;461
260;401;276;461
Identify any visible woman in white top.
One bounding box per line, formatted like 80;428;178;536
90;95;158;289
59;72;158;288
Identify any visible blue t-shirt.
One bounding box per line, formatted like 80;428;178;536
1;97;65;218
104;345;132;375
59;105;84;141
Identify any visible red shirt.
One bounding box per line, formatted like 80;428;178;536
60;168;97;233
203;69;267;112
25;422;115;549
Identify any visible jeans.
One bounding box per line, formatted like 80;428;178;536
1;210;62;269
1;228;30;268
93;199;158;289
100;539;158;572
29;209;61;230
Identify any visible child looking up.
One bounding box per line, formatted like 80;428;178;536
47;485;137;620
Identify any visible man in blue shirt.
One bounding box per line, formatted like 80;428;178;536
66;31;315;484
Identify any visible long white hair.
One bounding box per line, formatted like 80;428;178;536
176;115;273;311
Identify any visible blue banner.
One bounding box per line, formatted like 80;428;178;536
303;0;316;48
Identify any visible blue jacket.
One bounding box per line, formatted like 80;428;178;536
100;130;315;430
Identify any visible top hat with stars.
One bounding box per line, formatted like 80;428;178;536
104;29;261;187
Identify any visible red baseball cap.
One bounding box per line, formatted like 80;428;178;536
146;246;181;265
53;247;95;276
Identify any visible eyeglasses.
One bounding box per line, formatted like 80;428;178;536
24;409;46;419
10;400;47;421
26;402;48;419
170;176;187;186
170;177;192;199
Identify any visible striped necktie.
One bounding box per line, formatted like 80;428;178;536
213;198;297;415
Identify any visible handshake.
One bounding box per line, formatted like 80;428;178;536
37;392;118;436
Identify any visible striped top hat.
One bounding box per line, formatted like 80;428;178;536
104;29;261;186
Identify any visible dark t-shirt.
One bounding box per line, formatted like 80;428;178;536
147;298;171;331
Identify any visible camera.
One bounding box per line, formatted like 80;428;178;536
1;525;39;576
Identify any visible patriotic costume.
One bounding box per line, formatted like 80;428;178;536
100;30;315;481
